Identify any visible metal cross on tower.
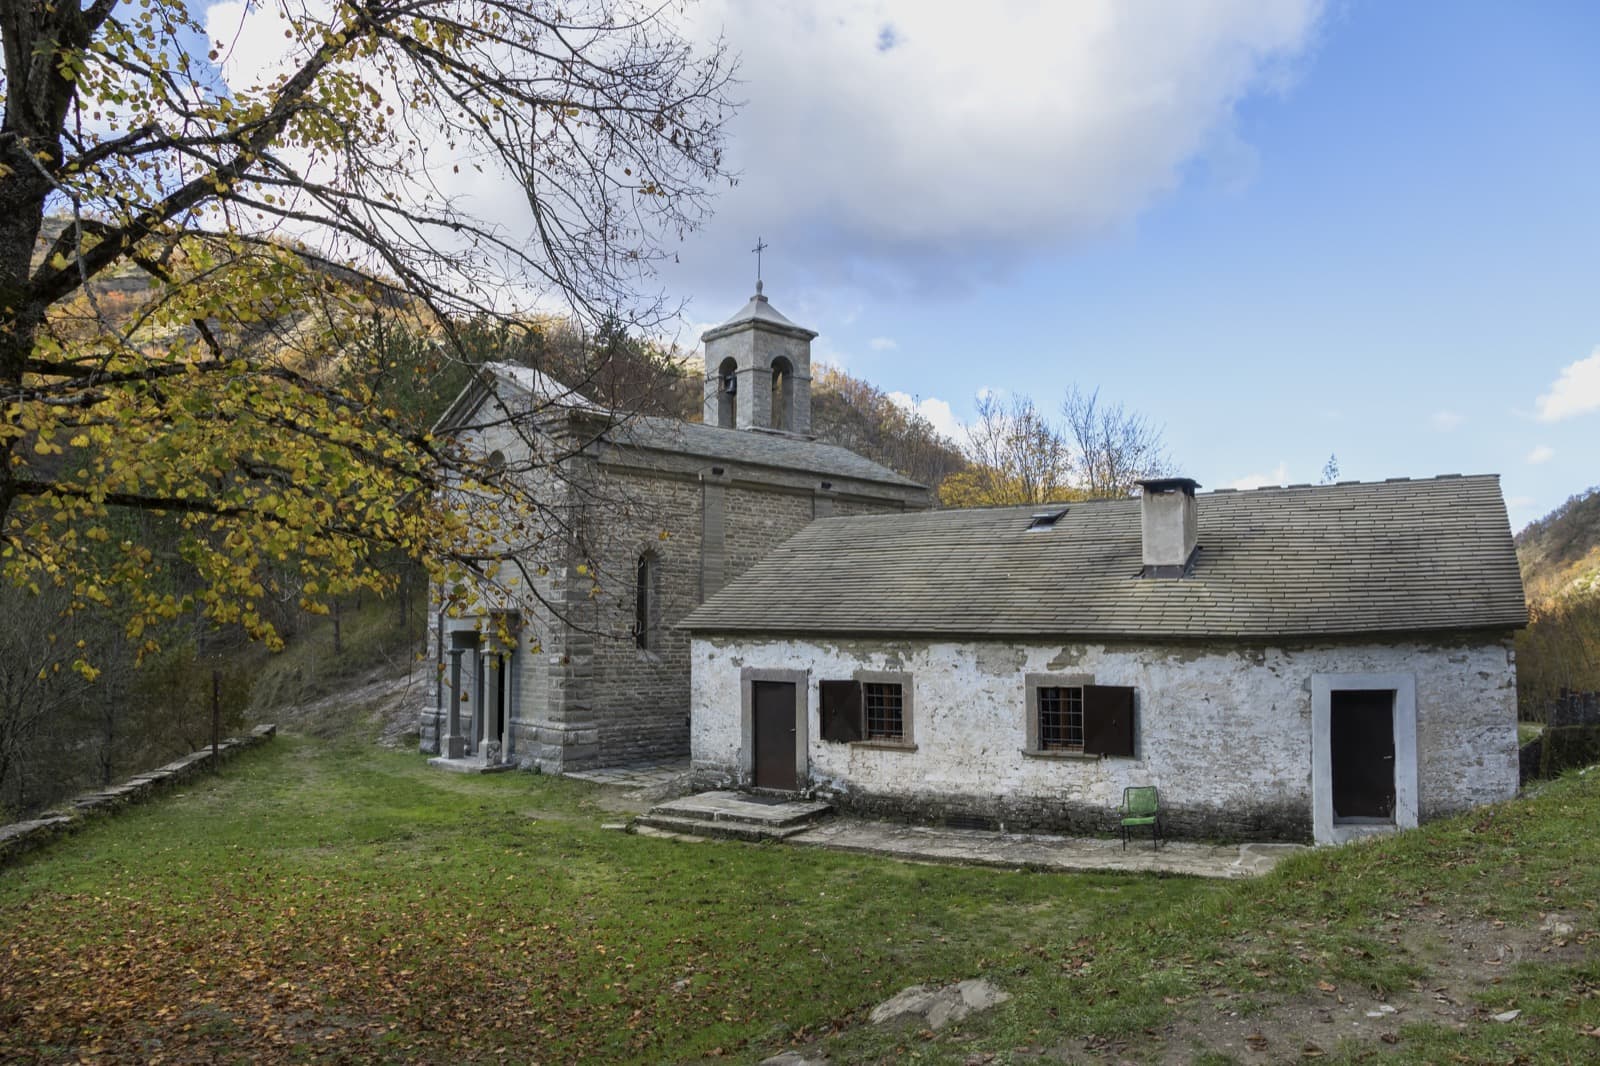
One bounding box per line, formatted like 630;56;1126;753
751;236;769;292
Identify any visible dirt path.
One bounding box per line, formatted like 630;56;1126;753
271;666;430;746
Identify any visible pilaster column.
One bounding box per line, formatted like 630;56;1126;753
443;648;466;759
481;651;502;761
700;465;730;602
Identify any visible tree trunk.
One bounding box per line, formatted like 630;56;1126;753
0;139;52;535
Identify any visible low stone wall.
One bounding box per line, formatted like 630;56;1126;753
0;724;277;867
1537;725;1600;779
1546;690;1600;729
816;785;1312;843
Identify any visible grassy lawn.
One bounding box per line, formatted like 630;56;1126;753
2;738;1597;1064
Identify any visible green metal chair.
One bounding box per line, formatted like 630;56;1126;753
1120;786;1163;850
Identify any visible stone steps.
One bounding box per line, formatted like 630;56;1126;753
633;814;817;842
634;789;833;843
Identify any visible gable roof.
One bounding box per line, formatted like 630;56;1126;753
434;362;923;492
430;361;603;436
681;475;1528;639
603;416;923;489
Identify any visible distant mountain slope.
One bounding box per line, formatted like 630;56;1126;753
1514;486;1600;719
1516;486;1600;605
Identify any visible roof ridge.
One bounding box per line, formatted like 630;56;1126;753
1200;473;1498;496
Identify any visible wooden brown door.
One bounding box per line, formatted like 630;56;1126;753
752;681;797;790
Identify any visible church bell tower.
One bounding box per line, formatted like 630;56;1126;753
701;280;816;435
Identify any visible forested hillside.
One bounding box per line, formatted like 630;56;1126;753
809;366;967;492
1514;486;1600;718
1516;487;1600;603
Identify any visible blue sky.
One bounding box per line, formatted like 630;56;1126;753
652;1;1600;529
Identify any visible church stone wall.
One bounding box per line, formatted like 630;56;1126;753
721;485;815;579
583;470;704;765
689;633;1519;841
577;473;909;768
832;497;905;518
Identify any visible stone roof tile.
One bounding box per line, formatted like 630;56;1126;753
681;475;1527;639
611;417;924;489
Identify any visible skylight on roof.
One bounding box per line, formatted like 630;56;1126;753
1027;508;1069;531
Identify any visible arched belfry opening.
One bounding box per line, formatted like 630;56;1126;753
715;357;738;428
770;356;794;432
700;280;816;435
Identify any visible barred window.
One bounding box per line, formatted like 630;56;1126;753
1038;686;1084;752
864;682;904;741
1025;676;1137;758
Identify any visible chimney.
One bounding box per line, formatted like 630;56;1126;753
1137;478;1200;578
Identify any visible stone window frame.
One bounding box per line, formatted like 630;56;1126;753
1023;672;1100;760
633;548;663;658
850;669;916;751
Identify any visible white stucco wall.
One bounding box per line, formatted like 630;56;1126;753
689;634;1519;839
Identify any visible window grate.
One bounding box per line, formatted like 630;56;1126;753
1039;686;1084;751
864;682;904;741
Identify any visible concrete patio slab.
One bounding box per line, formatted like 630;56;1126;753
789;819;1304;879
564;760;689;790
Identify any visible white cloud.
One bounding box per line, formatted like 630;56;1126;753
206;0;1327;308
1526;444;1555;465
684;319;725;351
672;1;1324;294
1535;347;1600;422
1224;461;1290;490
1430;410;1464;431
868;337;898;351
888;391;965;444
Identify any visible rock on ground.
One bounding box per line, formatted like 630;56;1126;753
869;978;1011;1030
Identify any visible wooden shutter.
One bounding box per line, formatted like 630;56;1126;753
819;680;863;743
1082;685;1136;757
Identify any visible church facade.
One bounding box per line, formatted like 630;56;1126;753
419;286;929;772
